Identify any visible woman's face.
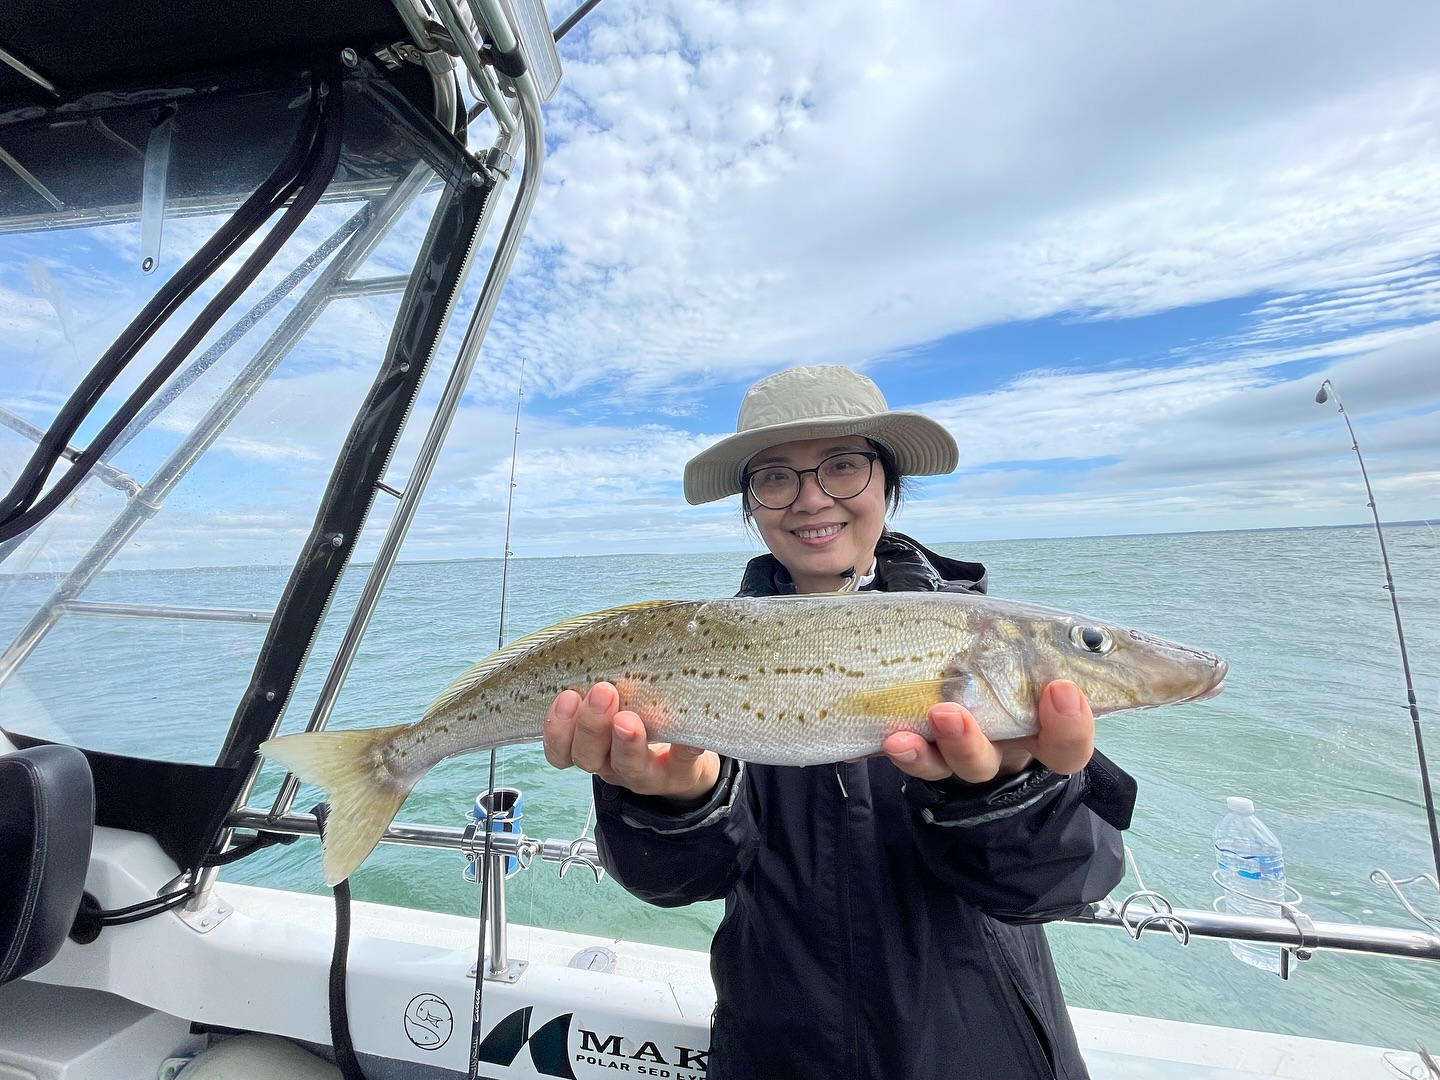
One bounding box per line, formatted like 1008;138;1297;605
745;435;888;594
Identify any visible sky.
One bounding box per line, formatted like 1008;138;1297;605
3;0;1440;567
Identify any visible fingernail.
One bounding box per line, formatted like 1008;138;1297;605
616;725;640;742
893;749;918;764
587;684;611;709
555;692;578;721
1050;681;1082;716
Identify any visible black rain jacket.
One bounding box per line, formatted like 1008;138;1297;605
593;532;1136;1080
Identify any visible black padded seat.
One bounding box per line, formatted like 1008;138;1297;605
0;744;94;986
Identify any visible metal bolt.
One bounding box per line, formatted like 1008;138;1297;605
398;361;410;373
330;533;345;548
470;171;484;187
341;48;359;68
265;690;276;702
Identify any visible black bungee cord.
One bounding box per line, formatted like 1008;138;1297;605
0;68;344;547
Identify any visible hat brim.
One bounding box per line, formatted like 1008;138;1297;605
683;412;959;505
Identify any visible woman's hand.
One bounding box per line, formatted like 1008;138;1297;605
542;681;722;805
881;680;1095;783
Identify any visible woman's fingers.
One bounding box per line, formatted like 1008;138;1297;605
541;688;583;769
542;684;721;801
1030;680;1094;775
929;704;1005;782
604;708;654;783
882;729;952;780
889;684;1093;785
568;682;623;775
886;705;1004;783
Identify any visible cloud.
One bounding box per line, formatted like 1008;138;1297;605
450;0;1440;405
3;0;1439;567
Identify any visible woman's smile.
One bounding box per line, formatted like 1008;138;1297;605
792;523;846;543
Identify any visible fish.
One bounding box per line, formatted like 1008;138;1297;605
260;592;1227;884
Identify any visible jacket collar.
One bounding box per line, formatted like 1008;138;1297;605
736;530;987;596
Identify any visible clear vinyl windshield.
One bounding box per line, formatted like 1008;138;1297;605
0;77;452;765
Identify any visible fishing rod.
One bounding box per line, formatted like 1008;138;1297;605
497;358;525;650
1314;379;1440;895
469;358;525;1080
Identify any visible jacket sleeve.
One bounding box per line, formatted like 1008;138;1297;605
900;750;1135;924
592;757;760;907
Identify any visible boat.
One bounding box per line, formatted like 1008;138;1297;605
1;2;1437;1078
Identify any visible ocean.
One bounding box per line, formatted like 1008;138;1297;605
2;524;1437;1052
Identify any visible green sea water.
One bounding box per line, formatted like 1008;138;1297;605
2;524;1437;1052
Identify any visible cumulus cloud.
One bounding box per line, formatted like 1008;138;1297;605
451;0;1440;404
2;0;1438;567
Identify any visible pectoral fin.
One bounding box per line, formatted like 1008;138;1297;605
840;679;947;719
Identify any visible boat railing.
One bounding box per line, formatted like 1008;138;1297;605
225;801;1440;981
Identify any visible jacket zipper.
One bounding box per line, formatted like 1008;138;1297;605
982;919;1058;1078
836;762;858;1073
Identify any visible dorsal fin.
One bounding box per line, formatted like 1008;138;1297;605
421;599;694;721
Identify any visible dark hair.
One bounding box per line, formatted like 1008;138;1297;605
740;437;908;524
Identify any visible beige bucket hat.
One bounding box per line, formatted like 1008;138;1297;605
683;365;959;505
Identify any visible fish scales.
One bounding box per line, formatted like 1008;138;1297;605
260;591;1227;884
384;592;1215;770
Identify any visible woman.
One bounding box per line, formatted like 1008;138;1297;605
542;365;1134;1080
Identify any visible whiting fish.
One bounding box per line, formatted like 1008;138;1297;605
261;592;1227;884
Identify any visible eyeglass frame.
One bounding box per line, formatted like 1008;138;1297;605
741;450;880;511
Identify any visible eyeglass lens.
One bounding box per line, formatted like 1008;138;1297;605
746;452;875;509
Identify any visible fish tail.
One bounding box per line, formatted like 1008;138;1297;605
260;725;416;886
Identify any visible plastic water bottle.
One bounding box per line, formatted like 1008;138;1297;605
1213;796;1287;974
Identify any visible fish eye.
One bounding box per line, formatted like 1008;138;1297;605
1069;625;1113;654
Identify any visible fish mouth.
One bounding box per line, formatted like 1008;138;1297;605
1193;678;1226;702
1189;657;1229;702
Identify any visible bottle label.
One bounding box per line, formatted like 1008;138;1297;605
1216;850;1284;880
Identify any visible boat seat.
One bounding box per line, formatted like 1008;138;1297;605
178;1034;341;1078
0;743;94;987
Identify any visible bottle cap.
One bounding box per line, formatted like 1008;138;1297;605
1226;796;1255;815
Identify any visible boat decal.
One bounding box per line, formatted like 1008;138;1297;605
404;993;454;1051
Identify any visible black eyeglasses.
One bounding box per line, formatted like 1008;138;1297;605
742;451;879;510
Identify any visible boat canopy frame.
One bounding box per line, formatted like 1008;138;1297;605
0;0;547;876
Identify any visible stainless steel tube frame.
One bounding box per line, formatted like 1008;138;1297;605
1069;899;1440;962
227;805;1440;964
431;0;516;132
265;71;546;822
231;807;599;872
